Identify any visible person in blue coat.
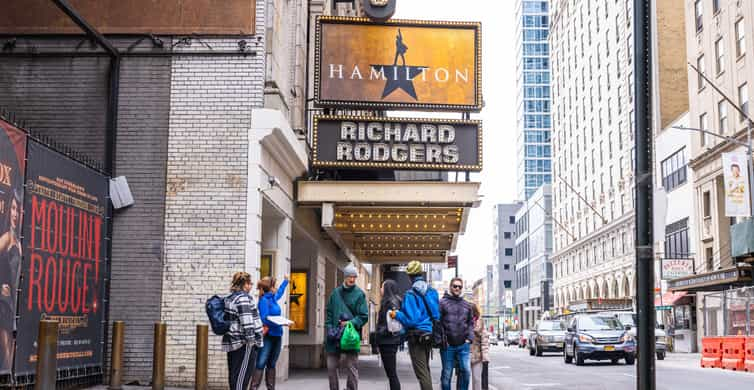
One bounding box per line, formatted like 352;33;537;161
251;275;289;390
389;260;440;390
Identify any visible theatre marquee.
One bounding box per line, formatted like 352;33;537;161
312;115;482;171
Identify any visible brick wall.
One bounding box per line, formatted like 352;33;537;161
160;1;266;386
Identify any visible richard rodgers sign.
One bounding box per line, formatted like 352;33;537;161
312;115;482;171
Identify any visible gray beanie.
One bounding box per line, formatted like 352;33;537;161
343;263;358;277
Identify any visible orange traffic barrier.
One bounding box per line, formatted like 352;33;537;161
745;337;754;373
701;337;723;368
721;336;746;371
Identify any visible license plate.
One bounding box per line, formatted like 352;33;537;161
604;346;615;351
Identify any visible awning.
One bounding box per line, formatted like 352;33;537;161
654;291;687;306
668;264;753;292
297;180;481;264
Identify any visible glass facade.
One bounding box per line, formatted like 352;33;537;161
516;0;552;200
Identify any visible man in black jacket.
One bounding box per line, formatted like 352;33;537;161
439;277;474;390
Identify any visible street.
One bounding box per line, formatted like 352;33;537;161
488;344;754;390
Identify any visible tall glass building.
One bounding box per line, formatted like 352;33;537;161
515;0;552;200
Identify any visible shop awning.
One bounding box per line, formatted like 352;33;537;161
297;181;481;264
654;291;687;306
668;265;753;292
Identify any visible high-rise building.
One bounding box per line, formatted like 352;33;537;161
493;202;523;325
550;0;688;310
513;185;554;329
516;0;553;200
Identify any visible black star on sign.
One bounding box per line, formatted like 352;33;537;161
370;65;428;100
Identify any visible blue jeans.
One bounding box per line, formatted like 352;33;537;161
440;343;471;390
256;335;282;369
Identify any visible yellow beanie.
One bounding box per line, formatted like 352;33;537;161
406;260;423;275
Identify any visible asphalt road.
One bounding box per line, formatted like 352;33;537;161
488;344;754;390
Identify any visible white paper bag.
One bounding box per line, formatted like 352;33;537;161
387;312;403;333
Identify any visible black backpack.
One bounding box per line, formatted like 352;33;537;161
414;290;446;349
206;293;235;335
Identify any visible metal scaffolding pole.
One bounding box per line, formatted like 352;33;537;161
634;0;655;389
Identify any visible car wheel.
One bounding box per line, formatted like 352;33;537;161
625;355;636;365
575;346;585;366
611;358;619;364
656;351;665;360
536;345;543;357
564;349;573;364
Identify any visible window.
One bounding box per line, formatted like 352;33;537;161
505;248;513;256
712;0;720;14
260;253;273;279
504;264;510;270
697;54;706;90
661;148;688;191
504;232;512;239
739;83;748;121
703;191;711;218
509;216;515;224
715;38;725;74
736;19;746;57
504;280;512;289
665;218;690;259
699;112;711;146
719;100;728;133
694;0;703;32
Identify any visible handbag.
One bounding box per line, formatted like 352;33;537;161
387;311;403;333
340;322;361;351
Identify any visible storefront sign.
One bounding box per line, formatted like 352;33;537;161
289;272;308;332
668;266;752;291
722;152;752;217
314;16;482;111
312;115;482;171
15;140;109;374
661;258;694;280
0;119;26;375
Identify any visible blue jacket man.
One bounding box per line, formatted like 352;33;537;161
391;260;439;390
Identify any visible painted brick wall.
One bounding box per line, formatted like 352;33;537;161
160;1;266;386
109;55;172;383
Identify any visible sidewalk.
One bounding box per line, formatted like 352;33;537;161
85;350;444;390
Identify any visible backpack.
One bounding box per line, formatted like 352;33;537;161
414;289;446;349
206;294;231;335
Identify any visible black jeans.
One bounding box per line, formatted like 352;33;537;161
378;344;401;390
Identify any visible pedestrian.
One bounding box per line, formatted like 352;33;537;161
439;277;474;390
223;272;265;390
376;279;404;390
470;304;489;390
251;275;289;390
389;260;440;390
325;263;369;390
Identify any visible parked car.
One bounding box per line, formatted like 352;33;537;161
504;330;520;346
563;314;636;366
528;320;566;356
489;333;499;346
519;329;533;349
603;311;667;360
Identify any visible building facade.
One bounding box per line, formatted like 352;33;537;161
514;185;554;329
550;0;689;311
516;0;553;200
493;203;522;327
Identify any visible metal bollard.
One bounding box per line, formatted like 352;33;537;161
152;323;167;390
481;361;489;390
195;324;209;390
35;320;58;390
109;321;125;390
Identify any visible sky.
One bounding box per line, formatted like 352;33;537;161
392;0;520;282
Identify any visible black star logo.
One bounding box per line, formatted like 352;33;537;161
370;65;428;100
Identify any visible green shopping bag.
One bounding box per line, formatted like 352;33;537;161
340;322;361;351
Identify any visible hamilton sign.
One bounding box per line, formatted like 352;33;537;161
314;16;482;111
312;115;482;171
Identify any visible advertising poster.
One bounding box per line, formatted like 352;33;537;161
315;17;482;111
289;272;307;332
0;119;26;375
722;152;752;217
15;140;109;374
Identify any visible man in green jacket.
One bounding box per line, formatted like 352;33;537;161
326;263;368;390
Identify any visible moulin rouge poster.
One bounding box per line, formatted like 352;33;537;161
15;140;109;374
0;119;26;375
